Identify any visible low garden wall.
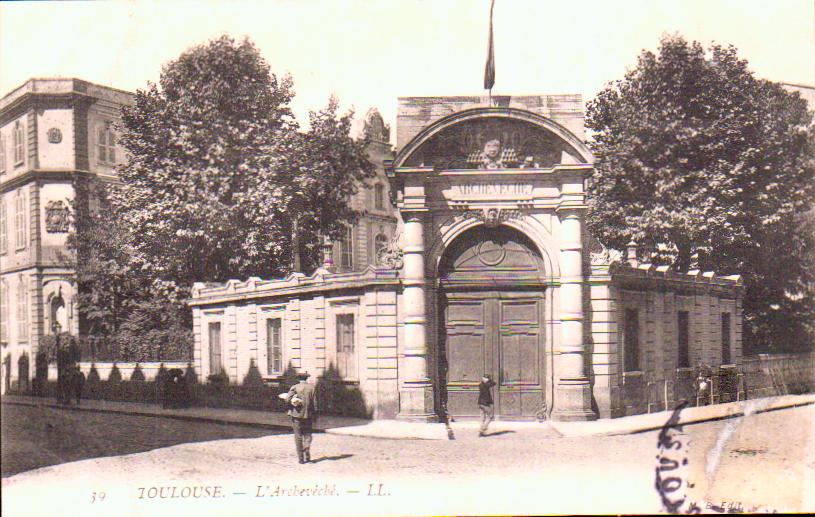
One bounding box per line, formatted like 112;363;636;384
623;351;814;415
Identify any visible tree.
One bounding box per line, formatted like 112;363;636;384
586;35;815;354
70;175;191;361
115;35;373;287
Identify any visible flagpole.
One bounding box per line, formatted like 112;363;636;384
484;0;495;104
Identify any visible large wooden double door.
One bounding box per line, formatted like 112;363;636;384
442;291;545;418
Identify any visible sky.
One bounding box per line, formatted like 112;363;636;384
1;0;813;142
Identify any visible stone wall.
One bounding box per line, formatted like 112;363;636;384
191;268;403;419
589;261;744;418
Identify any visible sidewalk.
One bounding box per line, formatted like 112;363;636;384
325;392;815;440
0;394;368;432
4;392;813;440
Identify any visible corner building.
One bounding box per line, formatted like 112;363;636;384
190;95;744;421
0;79;133;393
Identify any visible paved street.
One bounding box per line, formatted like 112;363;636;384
1;403;285;477
2;403;813;516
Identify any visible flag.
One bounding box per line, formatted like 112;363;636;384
483;0;496;90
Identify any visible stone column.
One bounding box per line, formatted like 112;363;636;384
397;212;436;421
552;207;596;421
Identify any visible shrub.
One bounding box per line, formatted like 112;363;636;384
207;371;229;389
108;363;123;384
242;359;265;388
184;363;198;385
130;363;146;382
86;364;101;384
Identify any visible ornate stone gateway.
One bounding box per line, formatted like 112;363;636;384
388;99;598;422
438;226;547;418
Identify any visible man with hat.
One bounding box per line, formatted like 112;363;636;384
478;373;497;437
283;372;317;464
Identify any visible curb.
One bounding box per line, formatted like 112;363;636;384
551;394;815;437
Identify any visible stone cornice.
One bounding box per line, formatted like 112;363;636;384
608;262;744;297
1;78;134;119
188;266;401;307
0;169;114;193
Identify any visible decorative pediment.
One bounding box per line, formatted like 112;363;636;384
401;116;582;170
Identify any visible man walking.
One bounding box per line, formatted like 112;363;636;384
284;372;317;464
478;374;496;437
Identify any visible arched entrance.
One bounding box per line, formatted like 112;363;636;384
438;225;547;419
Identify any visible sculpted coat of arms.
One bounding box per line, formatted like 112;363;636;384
45;200;71;233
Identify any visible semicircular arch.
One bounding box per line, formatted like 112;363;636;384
428;215;560;284
394;107;593;168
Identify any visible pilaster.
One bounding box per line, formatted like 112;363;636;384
397;211;436;421
551;206;596;421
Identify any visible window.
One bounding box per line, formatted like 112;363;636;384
17;277;28;341
374;183;385;211
623;308;640;372
14;189;26;250
721;313;732;364
208;322;223;375
339;226;353;269
0;199;6;254
336;314;356;379
678;311;690;368
13;121;24;165
374;232;388;264
0;136;6;174
0;280;8;344
97;122;116;164
266;318;283;375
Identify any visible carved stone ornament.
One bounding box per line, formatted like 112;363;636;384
45;200;71;233
377;234;404;270
453;207;522;228
47;127;63;144
589;239;623;266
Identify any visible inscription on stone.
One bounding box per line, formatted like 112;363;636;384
454;182;533;198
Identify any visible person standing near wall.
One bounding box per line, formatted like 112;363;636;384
478;374;496;437
283;372;317;464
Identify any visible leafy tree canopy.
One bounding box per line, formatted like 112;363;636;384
115;35;373;286
586;35;815;353
73;35;375;356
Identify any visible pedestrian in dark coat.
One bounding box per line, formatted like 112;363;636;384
282;372;317;464
478;374;496;437
72;366;85;405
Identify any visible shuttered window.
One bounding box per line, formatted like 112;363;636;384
208;322;222;375
266;318;282;375
15;189;26;250
17;277;28;341
678;311;690;368
623;308;639;372
0;199;7;254
97;123;116;164
374;184;385;210
13;121;24;165
721;313;731;365
336;314;356;379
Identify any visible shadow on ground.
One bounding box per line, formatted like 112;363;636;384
1;403;285;477
310;454;354;463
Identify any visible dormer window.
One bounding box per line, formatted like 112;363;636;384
97;122;116;165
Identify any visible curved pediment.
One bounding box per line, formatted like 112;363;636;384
394;108;591;170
